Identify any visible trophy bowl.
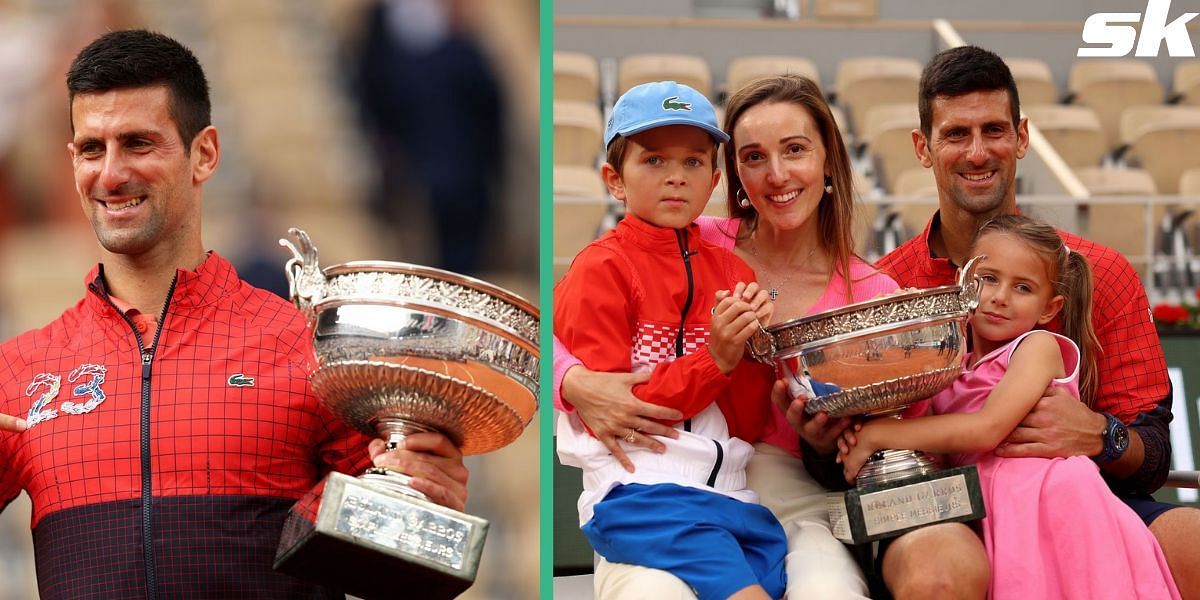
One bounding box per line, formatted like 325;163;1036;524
746;258;984;544
274;229;538;599
749;285;976;419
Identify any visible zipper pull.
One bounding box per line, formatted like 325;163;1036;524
141;351;153;380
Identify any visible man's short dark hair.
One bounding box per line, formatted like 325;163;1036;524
67;29;211;148
918;46;1020;140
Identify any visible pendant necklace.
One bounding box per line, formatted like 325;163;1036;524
750;238;818;301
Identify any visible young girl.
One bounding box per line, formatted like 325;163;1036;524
838;215;1180;599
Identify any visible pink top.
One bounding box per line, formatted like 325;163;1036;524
931;330;1080;467
554;216;899;456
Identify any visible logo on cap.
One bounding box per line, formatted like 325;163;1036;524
662;96;692;111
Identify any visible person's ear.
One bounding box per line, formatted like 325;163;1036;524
1038;294;1065;325
601;162;626;201
191;126;220;185
710;164;722;193
912;129;933;168
1015;117;1029;160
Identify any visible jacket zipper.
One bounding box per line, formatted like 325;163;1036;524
94;276;178;600
675;229;695;433
673;230;725;485
706;440;724;487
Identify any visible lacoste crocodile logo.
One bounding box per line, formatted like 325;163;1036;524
661;96;692;111
228;374;255;387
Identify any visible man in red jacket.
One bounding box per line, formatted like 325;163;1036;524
0;29;467;599
867;45;1200;599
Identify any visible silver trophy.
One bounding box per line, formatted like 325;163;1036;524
273;229;539;599
748;258;983;544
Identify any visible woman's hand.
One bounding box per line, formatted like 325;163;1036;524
561;367;683;473
771;379;853;455
370;432;469;511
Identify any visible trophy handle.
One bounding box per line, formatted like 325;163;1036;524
746;326;776;364
279;228;327;319
958;254;985;312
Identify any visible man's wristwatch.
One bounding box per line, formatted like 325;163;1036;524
1095;412;1130;465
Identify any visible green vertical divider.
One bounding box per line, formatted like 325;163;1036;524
539;0;555;596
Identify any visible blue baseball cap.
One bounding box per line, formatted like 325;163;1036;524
604;81;729;147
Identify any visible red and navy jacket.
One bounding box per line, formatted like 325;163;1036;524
0;252;373;599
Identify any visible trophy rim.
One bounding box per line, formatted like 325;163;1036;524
311;297;541;357
774;312;968;358
322;260;538;320
765;284;962;335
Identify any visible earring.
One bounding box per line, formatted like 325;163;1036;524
737;188;751;209
824;176;833;195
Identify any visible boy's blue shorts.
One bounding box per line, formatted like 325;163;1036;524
582;483;788;600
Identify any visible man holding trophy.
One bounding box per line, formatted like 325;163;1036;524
0;30;472;598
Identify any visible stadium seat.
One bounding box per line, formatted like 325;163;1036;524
859;103;920;193
834;57;922;136
554;163;614;278
1171;61;1200;106
555;51;600;103
618;53;711;96
892;167;937;197
553;196;614;273
554;100;604;168
1121;105;1200;194
1180;168;1200;196
724;55;819;97
1006;58;1058;106
1076;167;1157;260
1068;59;1164;150
554;165;605;198
1024;104;1106;168
1076;166;1158;196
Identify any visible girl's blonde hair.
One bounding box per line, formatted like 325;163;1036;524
975;215;1100;406
722;74;858;300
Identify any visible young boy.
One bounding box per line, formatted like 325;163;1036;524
554;81;787;600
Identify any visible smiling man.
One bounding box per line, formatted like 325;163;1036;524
0;29;469;599
871;45;1200;599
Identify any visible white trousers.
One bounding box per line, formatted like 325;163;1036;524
594;443;869;599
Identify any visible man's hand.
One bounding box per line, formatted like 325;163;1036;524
0;414;26;433
994;385;1106;459
772;379;852;455
370;432;469;512
561;368;682;473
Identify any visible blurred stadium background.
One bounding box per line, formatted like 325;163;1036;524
553;0;1200;596
0;0;537;598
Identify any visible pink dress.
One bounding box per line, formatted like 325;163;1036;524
930;331;1180;600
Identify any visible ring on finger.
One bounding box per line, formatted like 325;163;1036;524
624;428;636;443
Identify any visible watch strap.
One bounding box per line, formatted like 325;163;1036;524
1095;412;1129;466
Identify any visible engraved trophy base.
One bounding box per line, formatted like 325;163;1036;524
275;472;488;600
828;464;985;545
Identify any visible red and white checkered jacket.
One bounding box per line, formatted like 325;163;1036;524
0;252;372;599
554;215;774;524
